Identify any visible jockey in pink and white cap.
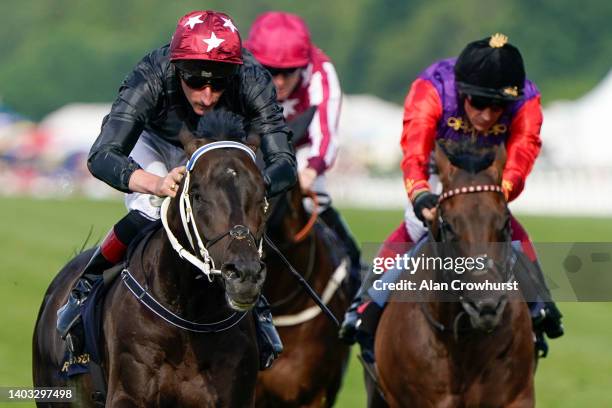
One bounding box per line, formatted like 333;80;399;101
246;12;363;290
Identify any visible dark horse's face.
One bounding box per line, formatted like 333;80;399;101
180;132;268;312
434;143;512;332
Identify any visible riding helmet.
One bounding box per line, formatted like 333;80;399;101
170;10;243;65
245;12;311;68
454;33;525;101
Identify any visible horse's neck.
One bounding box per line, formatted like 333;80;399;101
265;187;318;309
279;186;310;241
266;185;314;257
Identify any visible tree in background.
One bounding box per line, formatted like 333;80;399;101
1;0;611;119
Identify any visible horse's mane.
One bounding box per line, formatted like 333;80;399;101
438;139;497;174
194;110;247;143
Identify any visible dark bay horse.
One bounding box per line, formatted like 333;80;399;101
255;182;351;407
372;143;534;408
33;112;269;407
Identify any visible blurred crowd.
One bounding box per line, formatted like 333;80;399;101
0;103;114;198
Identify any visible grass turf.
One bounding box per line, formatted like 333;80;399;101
0;196;611;406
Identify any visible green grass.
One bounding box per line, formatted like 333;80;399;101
1;196;611;407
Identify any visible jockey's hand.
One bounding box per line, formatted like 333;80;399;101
413;192;439;225
154;166;186;198
299;167;317;193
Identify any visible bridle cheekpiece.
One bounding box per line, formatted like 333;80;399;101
161;141;263;282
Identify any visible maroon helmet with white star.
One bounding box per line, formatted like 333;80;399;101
170;10;243;64
245;12;311;68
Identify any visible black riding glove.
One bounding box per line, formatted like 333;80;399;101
260;132;297;197
413;192;439;225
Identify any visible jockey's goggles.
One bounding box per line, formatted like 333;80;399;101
264;66;303;77
178;69;229;91
466;95;509;111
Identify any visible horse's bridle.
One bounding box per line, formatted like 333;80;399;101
160;141;340;327
120;141;267;335
438;183;503;203
422;183;517;336
161;141;266;282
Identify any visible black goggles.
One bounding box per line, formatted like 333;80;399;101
178;69;229;91
467;95;509;111
264;66;301;77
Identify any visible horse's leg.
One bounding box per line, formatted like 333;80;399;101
103;293;149;408
376;302;458;408
104;361;140;408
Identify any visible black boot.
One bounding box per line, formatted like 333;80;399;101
339;281;382;363
515;251;564;339
339;266;382;347
254;296;283;370
319;206;363;294
339;300;362;345
56;247;111;350
537;302;564;339
58;210;153;352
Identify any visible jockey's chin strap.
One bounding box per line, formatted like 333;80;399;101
160;141;263;282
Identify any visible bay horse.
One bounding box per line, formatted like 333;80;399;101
372;142;534;407
255;164;351;406
33;111;269;407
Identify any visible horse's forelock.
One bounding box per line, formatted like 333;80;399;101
438;140;497;175
194;110;247;143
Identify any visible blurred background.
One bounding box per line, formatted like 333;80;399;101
1;0;611;406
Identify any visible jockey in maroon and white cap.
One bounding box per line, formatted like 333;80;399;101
246;11;311;70
246;12;341;187
58;10;294;362
170;10;243;64
246;12;363;294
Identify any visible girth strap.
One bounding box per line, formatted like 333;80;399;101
121;269;247;333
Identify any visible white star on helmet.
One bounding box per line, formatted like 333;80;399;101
184;14;203;30
202;32;225;52
222;17;237;33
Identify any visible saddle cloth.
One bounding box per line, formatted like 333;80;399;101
60;266;122;378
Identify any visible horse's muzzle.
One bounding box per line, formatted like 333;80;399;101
222;260;266;311
462;296;508;332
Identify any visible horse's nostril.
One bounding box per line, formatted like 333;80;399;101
222;263;242;280
478;299;499;315
224;260;265;282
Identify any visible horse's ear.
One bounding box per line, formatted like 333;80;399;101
178;124;201;157
487;144;507;183
246;133;261;152
434;142;456;185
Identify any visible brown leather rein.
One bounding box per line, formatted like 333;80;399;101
293;190;319;243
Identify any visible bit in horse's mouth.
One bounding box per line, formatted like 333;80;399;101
226;295;257;311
